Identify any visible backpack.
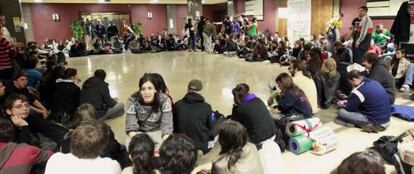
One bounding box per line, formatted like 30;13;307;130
371;130;414;174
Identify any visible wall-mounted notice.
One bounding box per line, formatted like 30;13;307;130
367;0;405;17
288;0;311;41
245;0;263;20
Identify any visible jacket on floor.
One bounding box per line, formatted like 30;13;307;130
80;76;117;117
173;92;213;153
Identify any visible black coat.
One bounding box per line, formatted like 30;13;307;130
80;77;117;117
368;62;396;104
231;97;277;145
173;92;213;153
51;80;81;116
391;1;410;44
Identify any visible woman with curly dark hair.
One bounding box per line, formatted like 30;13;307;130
333;150;385;174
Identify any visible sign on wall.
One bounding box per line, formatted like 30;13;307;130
367;0;406;17
288;0;311;41
245;0;264;20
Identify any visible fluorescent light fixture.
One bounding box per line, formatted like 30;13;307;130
97;0;106;3
33;0;42;2
149;0;159;3
202;0;206;3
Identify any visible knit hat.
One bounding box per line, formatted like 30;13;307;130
188;79;203;91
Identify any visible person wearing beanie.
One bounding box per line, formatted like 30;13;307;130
173;79;214;154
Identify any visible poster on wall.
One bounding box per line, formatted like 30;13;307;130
245;0;264;20
367;0;406;17
288;0;311;41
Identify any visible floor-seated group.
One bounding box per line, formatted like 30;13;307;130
1;13;414;174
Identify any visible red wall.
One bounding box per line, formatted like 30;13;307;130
340;0;395;37
233;0;277;33
29;3;170;43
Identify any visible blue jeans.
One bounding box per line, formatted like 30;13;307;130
404;63;414;86
337;109;370;128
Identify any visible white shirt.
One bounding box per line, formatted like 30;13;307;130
292;72;320;114
45;153;121;174
2;27;11;41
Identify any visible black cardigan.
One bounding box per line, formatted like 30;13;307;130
391;1;411;44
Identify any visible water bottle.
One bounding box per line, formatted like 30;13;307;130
210;112;215;122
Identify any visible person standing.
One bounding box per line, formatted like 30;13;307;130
83;18;94;51
0;13;11;41
95;20;106;44
185;18;196;52
203;18;216;53
0;27;14;80
107;21;119;42
197;16;206;51
352;6;373;64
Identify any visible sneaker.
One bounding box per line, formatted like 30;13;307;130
400;84;409;92
334;118;355;127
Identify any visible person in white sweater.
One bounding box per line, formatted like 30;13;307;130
45;121;121;174
289;60;319;113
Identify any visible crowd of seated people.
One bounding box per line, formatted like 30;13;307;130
1;9;413;174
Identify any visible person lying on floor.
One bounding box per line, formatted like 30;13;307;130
335;70;391;132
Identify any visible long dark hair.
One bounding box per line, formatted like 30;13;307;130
218;120;248;170
71;103;97;129
390;49;406;68
232;83;250;105
129;134;155;174
150;73;168;94
137;73;161;113
276;73;305;96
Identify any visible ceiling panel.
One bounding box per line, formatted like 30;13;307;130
20;0;227;5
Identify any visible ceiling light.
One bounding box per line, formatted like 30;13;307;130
34;0;42;2
149;0;159;3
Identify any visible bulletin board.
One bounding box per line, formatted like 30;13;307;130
245;0;264;20
367;0;406;17
288;0;312;41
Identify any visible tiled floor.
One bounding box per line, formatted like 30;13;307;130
68;51;413;174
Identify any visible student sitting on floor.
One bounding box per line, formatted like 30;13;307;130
129;38;141;54
314;58;341;109
125;73;173;148
122;133;155;174
333;150;385;174
50;68;81;126
237;36;255;59
362;53;396;104
390;49;410;88
61;104;130;169
166;34;176;51
287;60;319;114
0;118;53;174
3;72;48;119
45;121;122;174
335;70;391;132
93;38;105;55
158;134;197;174
22;54;42;89
3;94;67;147
270;73;313;118
210;120;265;174
112;37;123;54
247;38;268;62
80;69;125;121
173;79;214;154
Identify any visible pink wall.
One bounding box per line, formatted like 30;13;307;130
233;0;277;33
340;0;396;37
175;5;187;35
28;3;168;43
